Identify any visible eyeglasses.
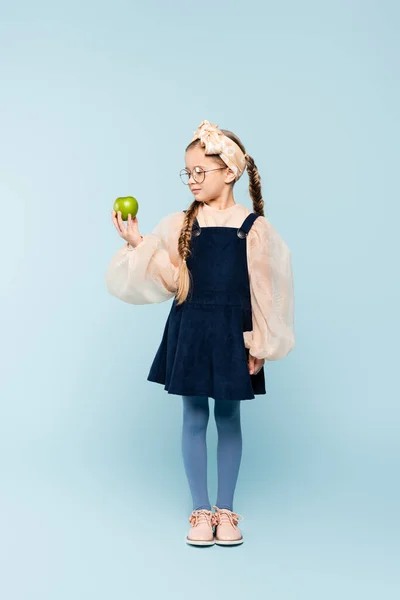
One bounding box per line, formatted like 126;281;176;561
179;166;228;185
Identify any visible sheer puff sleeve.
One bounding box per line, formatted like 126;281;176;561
244;216;295;360
105;211;185;305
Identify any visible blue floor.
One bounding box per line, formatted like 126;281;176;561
1;460;398;600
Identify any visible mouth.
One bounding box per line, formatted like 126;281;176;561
191;189;201;193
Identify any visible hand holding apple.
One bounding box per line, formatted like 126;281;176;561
111;195;143;247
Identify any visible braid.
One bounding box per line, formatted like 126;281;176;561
245;153;265;217
175;199;200;305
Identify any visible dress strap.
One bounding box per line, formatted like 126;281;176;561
237;213;260;238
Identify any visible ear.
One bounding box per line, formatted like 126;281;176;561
224;168;236;185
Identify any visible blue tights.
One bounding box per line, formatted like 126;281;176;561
181;395;242;512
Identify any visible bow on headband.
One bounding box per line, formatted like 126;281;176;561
190;120;247;181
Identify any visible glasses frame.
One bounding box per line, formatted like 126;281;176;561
179;166;228;185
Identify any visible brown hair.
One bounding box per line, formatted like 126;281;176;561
175;129;265;305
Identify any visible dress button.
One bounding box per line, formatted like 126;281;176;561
237;230;247;238
193;229;201;236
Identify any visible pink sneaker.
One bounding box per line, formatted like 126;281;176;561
186;509;217;546
213;506;244;545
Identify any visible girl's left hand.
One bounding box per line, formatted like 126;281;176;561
248;353;265;375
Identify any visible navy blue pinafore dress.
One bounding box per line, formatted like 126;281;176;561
147;211;266;401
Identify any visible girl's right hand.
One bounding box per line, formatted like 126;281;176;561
111;210;143;247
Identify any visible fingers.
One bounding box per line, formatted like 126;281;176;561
117;210;125;233
127;213;137;234
248;354;265;375
111;210;122;234
253;358;265;375
111;210;124;235
111;210;129;239
248;354;255;375
111;210;139;246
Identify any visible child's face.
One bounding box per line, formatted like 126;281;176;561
184;146;235;203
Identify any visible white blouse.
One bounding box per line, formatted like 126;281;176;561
105;202;295;361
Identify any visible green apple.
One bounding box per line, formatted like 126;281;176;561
113;196;139;221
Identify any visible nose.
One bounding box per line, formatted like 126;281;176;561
188;172;197;184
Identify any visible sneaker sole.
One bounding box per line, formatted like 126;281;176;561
186;537;215;546
214;538;244;546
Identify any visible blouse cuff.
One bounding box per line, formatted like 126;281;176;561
243;330;294;360
127;236;144;250
106;234;173;304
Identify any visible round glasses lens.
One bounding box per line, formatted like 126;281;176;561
193;167;205;183
180;169;189;184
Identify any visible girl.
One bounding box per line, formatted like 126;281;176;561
105;120;295;547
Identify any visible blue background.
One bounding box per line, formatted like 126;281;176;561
1;1;399;598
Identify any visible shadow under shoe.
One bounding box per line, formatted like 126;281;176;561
186;509;218;546
213;506;244;546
